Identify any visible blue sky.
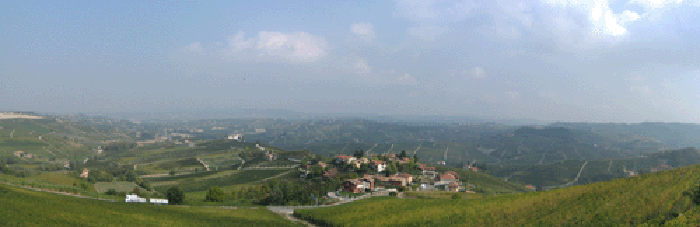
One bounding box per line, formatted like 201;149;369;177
2;0;700;122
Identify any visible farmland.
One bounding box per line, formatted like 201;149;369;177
0;184;303;227
295;164;700;226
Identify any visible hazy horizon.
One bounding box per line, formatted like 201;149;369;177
2;1;700;123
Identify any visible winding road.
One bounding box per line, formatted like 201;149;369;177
413;143;422;155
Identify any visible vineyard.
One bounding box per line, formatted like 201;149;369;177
0;184;303;227
295;164;700;226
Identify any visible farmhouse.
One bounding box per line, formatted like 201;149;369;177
125;194;146;203
335;155;357;164
370;160;387;172
80;168;89;178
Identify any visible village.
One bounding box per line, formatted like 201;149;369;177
299;151;478;195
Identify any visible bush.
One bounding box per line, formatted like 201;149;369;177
389;192;397;196
167;187;185;205
106;189;117;196
451;194;461;200
205;186;225;202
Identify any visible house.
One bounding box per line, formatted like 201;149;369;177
525;185;536;190
469;167;480;172
437;173;456;183
80;168;89;178
436;161;446;165
444;171;459;180
352;157;369;168
418;163;436;171
149;198;168;205
335;155;357;164
227;134;244;141
317;161;327;169
393;173;414;183
447;182;460;192
322;168;338;178
343;178;373;193
266;153;277;161
125;194;147;203
370;160;387;172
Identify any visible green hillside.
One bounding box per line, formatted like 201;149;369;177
295;164;700;226
0;184;302;227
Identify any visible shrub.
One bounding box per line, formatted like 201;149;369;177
451;194;460;200
389;192;397;196
205;186;225;202
167;187;185;205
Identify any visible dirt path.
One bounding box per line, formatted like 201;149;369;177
607;160;613;172
196;158;210;171
366;143;378;154
386;144;394;154
572;161;589;183
443;146;449;160
574;148;584;160
413;143;422;155
339;143;349;154
10;130;15;138
284;213;316;227
537;153;545;164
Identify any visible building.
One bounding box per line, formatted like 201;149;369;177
80;168;89;178
335;155;357;164
352;157;370;168
370;160;387;172
525;185;536;190
436;161;446;165
149;198;168;205
125;194;147;203
444;171;459;180
227;134;244;141
393;173;414;183
437;173;456;183
447;182;460;192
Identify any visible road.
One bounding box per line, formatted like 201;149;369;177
10;130;15;138
608;160;613;172
366;143;378;154
574;148;584;160
386;144;394;154
196;158;210;171
443;146;449;160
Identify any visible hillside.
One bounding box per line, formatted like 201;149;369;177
552;122;700;150
0;184;303;227
487;147;700;189
295;164;700;226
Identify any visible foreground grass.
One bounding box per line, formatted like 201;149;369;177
295;164;700;227
0;184;303;227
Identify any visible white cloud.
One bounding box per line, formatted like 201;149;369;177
407;26;448;42
393;0;477;22
630;85;653;95
448;66;486;79
350;22;376;43
629;0;685;10
505;91;522;100
398;73;419;85
180;42;204;54
353;58;373;75
214;30;329;63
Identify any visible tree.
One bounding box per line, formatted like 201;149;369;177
353;149;364;158
132;187;141;196
413;154;419;163
451;194;461;199
399;150;407;159
106;189;117;196
166;187;185;205
205;186;225;202
169;170;176;176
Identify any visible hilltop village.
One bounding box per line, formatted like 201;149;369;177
300;150;476;194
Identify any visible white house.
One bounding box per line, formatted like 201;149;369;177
149;198;168;205
227;134;244;141
125;194;147;203
370;160;387;172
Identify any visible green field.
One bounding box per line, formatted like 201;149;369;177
94;181;143;193
0;184;303;227
295;164;700;226
153;169;290;193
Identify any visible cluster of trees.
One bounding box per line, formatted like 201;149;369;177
102;142;137;152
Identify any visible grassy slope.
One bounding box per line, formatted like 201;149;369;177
295;164;700;227
0;184;302;227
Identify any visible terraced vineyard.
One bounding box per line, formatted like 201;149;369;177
295;164;700;226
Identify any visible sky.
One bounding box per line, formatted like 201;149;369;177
1;0;700;123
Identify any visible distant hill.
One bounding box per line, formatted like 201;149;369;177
551;122;700;150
